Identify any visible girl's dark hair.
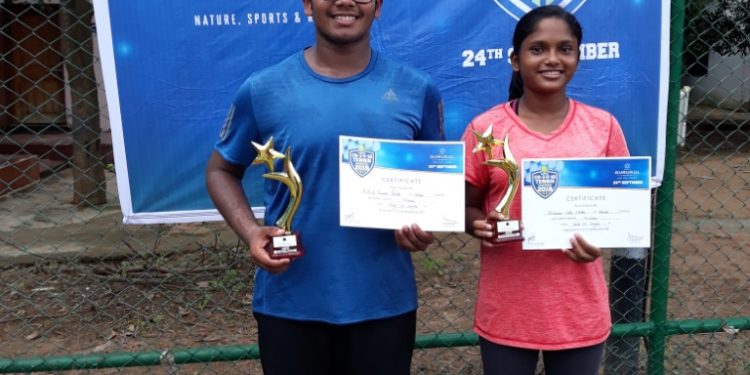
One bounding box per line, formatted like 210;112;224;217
508;6;583;101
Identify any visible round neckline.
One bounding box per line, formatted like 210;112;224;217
506;98;576;139
298;47;378;84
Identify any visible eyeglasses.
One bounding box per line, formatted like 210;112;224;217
324;0;375;4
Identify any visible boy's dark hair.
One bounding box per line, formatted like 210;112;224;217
508;5;583;101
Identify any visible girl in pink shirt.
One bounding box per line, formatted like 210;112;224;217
463;6;629;375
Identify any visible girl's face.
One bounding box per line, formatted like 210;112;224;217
511;17;579;98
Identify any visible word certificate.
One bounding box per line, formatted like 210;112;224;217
521;157;651;250
339;136;465;232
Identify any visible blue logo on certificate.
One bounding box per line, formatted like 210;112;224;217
530;166;559;199
349;147;376;177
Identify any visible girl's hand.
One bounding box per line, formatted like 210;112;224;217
562;233;602;263
471;211;504;239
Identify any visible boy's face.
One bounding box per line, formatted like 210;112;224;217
303;0;382;46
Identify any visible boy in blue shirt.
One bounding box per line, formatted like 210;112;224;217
205;0;444;373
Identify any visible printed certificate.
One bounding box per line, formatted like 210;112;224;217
521;157;651;250
339;136;465;232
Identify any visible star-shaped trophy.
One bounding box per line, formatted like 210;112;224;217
472;124;523;243
252;137;304;259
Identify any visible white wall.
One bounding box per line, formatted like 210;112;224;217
689;52;750;110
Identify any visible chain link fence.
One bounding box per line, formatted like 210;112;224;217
1;1;749;374
665;1;750;374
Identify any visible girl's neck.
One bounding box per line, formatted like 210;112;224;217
516;93;570;135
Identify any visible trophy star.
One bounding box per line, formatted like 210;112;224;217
251;137;285;172
262;146;303;232
483;159;519;180
483;135;518;178
472;124;503;160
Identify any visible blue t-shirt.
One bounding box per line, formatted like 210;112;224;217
215;48;444;324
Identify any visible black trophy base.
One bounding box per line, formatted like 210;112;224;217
265;232;304;260
489;219;524;244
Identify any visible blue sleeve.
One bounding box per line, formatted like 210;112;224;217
417;79;445;141
214;76;259;167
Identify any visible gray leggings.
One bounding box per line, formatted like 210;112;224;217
479;337;605;375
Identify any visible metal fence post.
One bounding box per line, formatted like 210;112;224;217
646;0;685;374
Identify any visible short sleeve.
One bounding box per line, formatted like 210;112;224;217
606;114;630;157
213;76;260;167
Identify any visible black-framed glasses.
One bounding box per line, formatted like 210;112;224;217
325;0;375;4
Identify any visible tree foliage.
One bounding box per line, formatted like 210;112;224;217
685;0;750;57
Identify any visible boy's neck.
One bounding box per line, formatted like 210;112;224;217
304;41;372;78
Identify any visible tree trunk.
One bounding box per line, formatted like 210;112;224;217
59;0;107;207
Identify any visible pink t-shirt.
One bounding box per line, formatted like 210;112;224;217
463;99;629;350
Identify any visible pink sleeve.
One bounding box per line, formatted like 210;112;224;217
462;121;489;189
606;114;630;157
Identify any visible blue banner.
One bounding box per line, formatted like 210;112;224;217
93;0;668;224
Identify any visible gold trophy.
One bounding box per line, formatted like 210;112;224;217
251;137;304;259
472;124;523;243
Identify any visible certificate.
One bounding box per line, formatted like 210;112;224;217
521;157;651;250
339;136;465;232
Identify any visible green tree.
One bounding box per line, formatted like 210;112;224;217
684;0;750;75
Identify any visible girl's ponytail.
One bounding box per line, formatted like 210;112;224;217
508;71;524;101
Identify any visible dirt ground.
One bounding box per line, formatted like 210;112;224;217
1;131;749;374
0;230;482;374
0;168;481;374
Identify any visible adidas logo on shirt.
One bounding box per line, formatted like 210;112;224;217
382;89;399;102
